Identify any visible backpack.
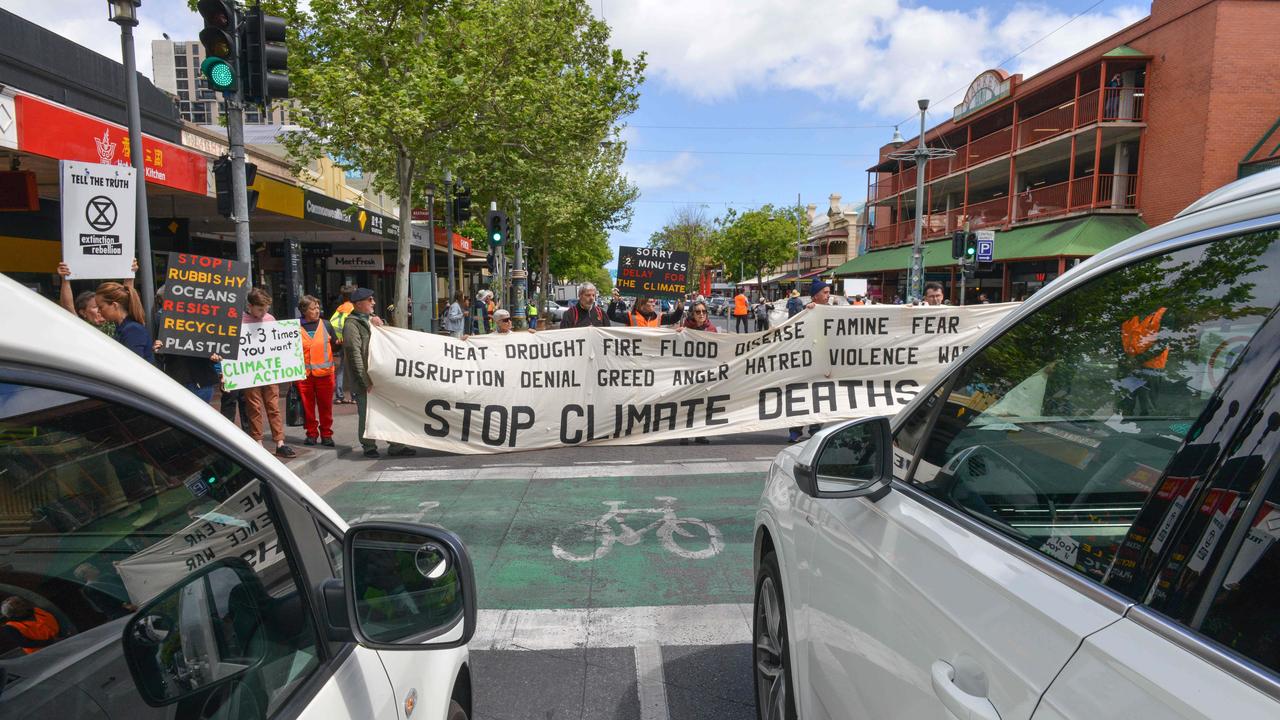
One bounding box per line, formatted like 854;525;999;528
755;303;769;321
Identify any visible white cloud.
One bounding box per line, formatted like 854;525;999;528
603;0;1148;117
624;151;699;191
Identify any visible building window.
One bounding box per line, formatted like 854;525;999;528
175;68;187;79
179;101;191;113
173;44;185;55
198;90;215;100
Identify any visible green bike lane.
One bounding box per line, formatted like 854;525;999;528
320;469;765;610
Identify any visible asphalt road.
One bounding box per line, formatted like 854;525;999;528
302;428;796;720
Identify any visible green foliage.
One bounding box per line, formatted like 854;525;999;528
713;204;804;285
648;205;716;287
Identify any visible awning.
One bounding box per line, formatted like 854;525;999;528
738;271;788;286
833;214;1148;276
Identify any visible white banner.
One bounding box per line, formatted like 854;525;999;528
221;319;305;390
59;160;136;279
366;303;1015;453
115;481;286;606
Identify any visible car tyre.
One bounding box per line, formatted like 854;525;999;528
447;699;468;720
754;551;798;720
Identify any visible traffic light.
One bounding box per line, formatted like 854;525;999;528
486;209;508;247
951;231;966;260
198;0;239;93
963;232;978;260
244;4;289;106
212;155;259;218
453;187;472;223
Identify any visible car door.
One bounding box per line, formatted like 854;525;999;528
1034;327;1280;718
0;372;398;720
800;226;1280;719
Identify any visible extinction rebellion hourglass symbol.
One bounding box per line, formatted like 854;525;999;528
86;195;118;232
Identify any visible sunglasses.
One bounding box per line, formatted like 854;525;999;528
692;309;708;314
499;317;512;322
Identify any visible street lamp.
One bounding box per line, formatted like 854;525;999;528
888;99;954;303
108;0;156;330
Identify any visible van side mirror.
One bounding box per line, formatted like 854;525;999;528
343;522;476;650
122;558;269;707
794;417;893;500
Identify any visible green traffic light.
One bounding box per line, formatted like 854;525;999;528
492;232;502;242
201;56;236;91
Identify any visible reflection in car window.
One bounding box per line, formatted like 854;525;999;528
899;230;1280;591
0;382;320;717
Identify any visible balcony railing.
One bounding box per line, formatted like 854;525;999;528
964;127;1013;168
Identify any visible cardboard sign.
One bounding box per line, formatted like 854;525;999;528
221;320;305;390
365;303;1016;453
616;246;690;299
157;252;250;359
59;160;136;279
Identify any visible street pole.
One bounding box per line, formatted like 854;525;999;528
116;15;155;328
513;198;528;330
960;221;970;306
427;187;437;327
795;192;803;296
908;99;928;304
444;170;456;304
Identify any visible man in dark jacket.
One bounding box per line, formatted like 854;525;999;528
786;289;804;318
561;283;611;328
345;288;416;459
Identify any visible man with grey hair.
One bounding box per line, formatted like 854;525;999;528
561;282;610;328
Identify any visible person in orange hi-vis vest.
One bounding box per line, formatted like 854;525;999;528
1121;306;1169;417
0;596;58;655
297;295;341;446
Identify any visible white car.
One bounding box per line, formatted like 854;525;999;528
754;168;1280;720
0;275;476;720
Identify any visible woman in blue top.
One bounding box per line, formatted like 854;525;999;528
95;281;154;364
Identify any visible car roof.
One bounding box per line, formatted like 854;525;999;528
0;274;347;529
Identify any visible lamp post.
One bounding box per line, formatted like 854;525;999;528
108;0;155;328
888;99;954;303
444;170;456;305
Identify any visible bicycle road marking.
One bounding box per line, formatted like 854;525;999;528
551;496;726;562
369;460;771;482
471;604;752;650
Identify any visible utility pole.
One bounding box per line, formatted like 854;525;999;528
111;3;155;328
888;99;954;303
959;221;970;306
512;198;528;330
427;186;437;324
795;192;804;295
444;170;456;304
227;98;251;267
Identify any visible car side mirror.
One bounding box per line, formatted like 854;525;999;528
343;522;476;650
122;558;269;707
794;417;893;500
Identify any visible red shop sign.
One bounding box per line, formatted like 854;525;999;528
434;226;472;254
15;94;207;195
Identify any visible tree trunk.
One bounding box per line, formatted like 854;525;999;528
393;151;414;328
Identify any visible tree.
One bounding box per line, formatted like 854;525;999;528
648;205;716;293
714;204;804;295
282;0;643;327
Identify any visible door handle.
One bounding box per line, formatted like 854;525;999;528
804;514;816;527
931;660;1000;720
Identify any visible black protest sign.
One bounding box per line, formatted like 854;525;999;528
157;252;251;359
616;246;690;299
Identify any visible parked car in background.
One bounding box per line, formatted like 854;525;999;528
754;168;1280;720
709;296;729;316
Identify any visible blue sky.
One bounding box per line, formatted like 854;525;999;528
2;0;1151;271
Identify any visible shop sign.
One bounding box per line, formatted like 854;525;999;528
953;70;1012;121
327;254;384;271
412;207;430;221
303;189;399;238
59;160;136;279
17;94;206;195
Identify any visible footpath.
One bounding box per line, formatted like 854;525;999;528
213;388;363;478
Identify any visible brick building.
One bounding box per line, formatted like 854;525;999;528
836;0;1280;302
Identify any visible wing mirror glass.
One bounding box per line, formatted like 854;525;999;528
122;558;269;707
795;417;893;500
344;523;476;650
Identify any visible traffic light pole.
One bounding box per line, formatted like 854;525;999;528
226;98;252;270
118;20;155;329
959;222;969;306
513;198;528;330
444;171;456;305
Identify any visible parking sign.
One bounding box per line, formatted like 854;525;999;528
975;230;995;263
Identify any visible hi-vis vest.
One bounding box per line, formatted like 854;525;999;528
302;323;335;377
6;607;58;654
330;302;353;342
628;311;662;328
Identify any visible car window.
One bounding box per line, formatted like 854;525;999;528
895;229;1280;591
0;381;321;717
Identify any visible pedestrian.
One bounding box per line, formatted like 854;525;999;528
789;278;833;444
786;289;803;318
732;288;750;333
485;292;498;332
0;596;58;655
344;287;416;458
676;300;718;446
608;289;684;326
240;288;296;459
492;308;534;335
977;292;991;304
330;285;355;404
921;281;945;306
754;296;772;331
444;292;466;338
561;282;610;328
94;281;154;363
297;294;339;447
56;259;136;336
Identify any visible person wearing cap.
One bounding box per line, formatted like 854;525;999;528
789;278;833;443
344;288;417;458
786;288;804;318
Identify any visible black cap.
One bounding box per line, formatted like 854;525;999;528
351;287;374;302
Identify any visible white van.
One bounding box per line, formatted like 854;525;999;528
755;168;1280;719
0;273;475;720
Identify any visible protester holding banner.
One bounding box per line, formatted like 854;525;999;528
921;281;946;306
345;287;416;459
95;281;154;364
56;259;137;335
241;288;296;459
789;277;834;444
608;290;684;327
297;295;340;447
561;282;610;328
330;285;355;404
